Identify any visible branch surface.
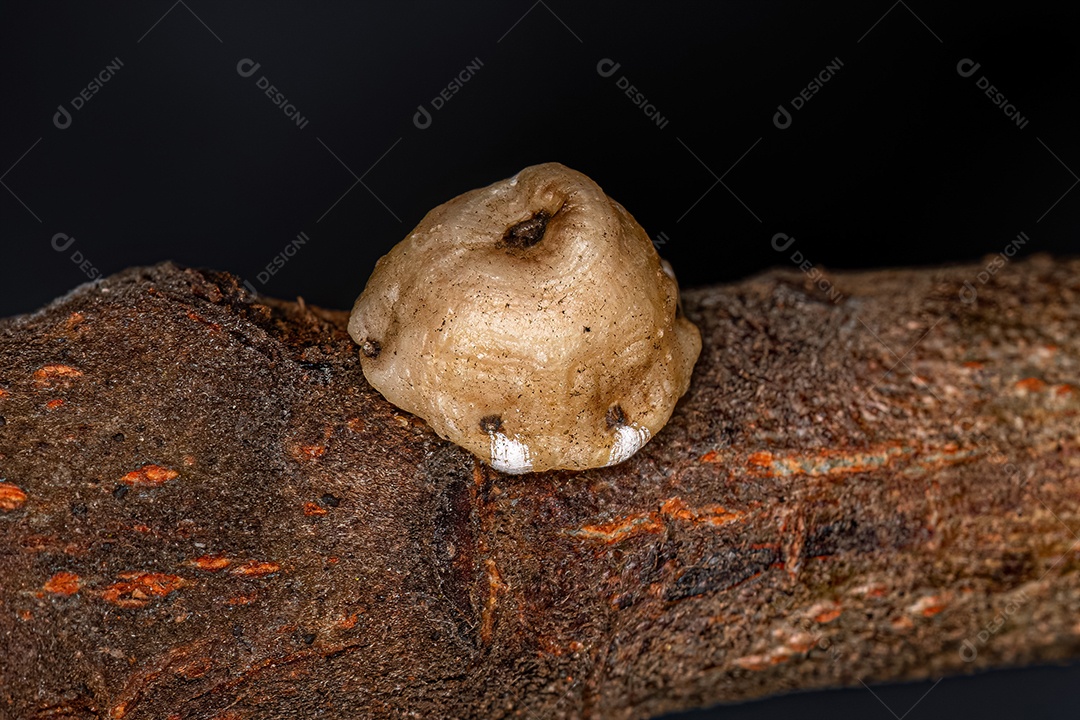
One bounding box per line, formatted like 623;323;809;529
1;257;1078;719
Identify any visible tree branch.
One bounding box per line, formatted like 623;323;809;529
2;257;1078;719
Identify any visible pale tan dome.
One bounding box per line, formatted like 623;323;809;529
348;163;701;473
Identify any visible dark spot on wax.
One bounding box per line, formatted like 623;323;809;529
501;210;551;249
360;339;381;359
479;415;503;434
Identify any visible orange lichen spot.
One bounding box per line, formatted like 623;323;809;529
814;607;842;624
347;417;366;433
962;361;984;369
660;496;694;521
186;310;222;332
746;442;914;479
699;450;719;463
480;558;508;645
1014;377;1046;393
645;581;667;599
568;512;664;544
32;364;83;388
226;593;258;606
44;571;81;596
18;609;33;621
132;524;152;534
337;612;359;630
291;443;326;461
908;594;948;617
21;535;56;552
0;387;8;398
102;573;187;608
229;560;281;577
189;554;231;572
733;654;770;671
119;464;179;486
304;501;328;516
65;311;86;330
694;505;745;527
891;615;915;631
747;451;774;469
768;648;794;665
537;635;565;656
0;482;28;510
849;582;888;598
173;656;213;679
737;644;799;670
568;496;745;545
806;601;842;624
1055;384;1076;396
785;633;816;653
45;398;65;411
660;496;744;527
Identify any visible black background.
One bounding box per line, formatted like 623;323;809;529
2;2;1079;718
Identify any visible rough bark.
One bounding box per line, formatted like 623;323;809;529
0;256;1078;720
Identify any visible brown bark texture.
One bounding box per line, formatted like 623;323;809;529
1;257;1078;720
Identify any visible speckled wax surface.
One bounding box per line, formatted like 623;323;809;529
348;163;701;473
